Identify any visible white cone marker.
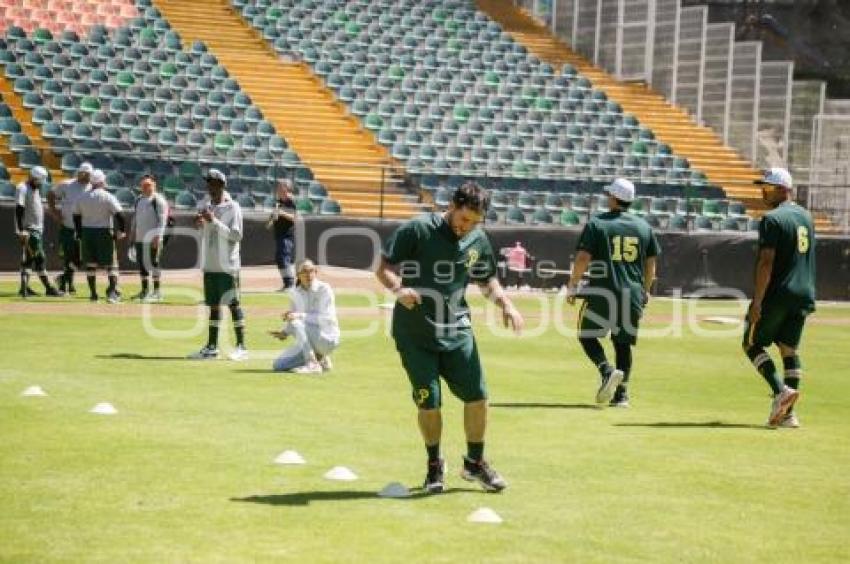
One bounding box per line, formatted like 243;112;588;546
467;507;503;524
21;386;47;397
323;466;358;481
90;402;117;415
274;450;306;465
378;482;410;498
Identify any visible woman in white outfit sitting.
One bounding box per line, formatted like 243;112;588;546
270;259;340;373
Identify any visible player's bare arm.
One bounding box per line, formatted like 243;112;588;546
376;255;421;309
566;250;592;305
749;248;776;324
477;276;523;334
643;256;657;305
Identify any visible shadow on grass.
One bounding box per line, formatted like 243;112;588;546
233;369;274;374
615;421;767;430
231;487;479;506
490;402;600;410
96;353;188;361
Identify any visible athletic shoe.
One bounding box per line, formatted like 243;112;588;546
424;458;446;494
131;291;148;301
45;286;64;297
319;356;333;372
767;386;800;427
228;345;249;362
67;284;77;295
18;287;39;298
596;369;624;405
146;290;162;303
54;274;66;293
187;346;219;360
106;291;121;304
609;386;630;408
89;294;99;302
293;361;323;374
460;456;507;492
779;412;800;428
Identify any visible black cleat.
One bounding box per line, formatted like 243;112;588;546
460;457;507;492
609;385;630;408
54;274;66;293
423;459;446;494
45;286;64;297
18;287;40;298
89;294;99;302
67;284;77;295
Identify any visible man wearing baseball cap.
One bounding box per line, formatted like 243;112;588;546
15;167;63;297
743;168;815;428
188;169;248;361
72;169;126;303
565;178;659;407
48;162;92;294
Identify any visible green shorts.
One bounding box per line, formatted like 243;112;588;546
396;335;487;410
59;226;80;266
577;295;642;346
21;229;45;265
81;228;116;267
203;272;240;306
743;301;810;349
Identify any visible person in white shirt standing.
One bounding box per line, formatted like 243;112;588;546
72;169;126;303
188;169;248;361
48;162;91;294
15;166;62;298
129;175;168;302
270;259;340;374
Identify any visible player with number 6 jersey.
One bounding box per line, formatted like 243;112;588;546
566;178;660;408
743;168;816;428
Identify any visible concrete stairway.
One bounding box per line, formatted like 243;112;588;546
475;1;767;206
0;77;64;184
152;0;424;219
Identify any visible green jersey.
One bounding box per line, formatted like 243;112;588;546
576;210;660;312
383;213;497;351
758;202;816;311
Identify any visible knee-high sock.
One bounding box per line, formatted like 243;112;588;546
579;337;611;377
746;346;783;395
614;341;632;385
229;304;245;347
86;268;97;297
208;308;222;348
783;355;801;390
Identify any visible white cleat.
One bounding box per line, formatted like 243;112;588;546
596;369;624;405
767;386;800;428
187;346;219;360
319;356;333;372
779;412;800;428
293;361;323;374
228;346;249;362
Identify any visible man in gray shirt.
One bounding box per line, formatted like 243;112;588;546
72;169;126;304
129;175;168;302
188;169;248;361
15;166;62;298
48;162;91;294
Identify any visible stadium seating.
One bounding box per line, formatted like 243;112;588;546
234;0;714;192
0;0;328;211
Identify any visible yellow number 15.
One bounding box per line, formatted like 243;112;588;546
611;236;639;262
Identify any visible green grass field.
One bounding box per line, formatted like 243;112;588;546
1;281;849;563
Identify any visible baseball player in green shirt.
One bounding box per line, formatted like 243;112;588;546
377;182;524;494
566;178;659;408
744;168;814;428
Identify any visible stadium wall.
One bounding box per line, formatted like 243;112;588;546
1;207;848;300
